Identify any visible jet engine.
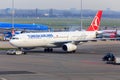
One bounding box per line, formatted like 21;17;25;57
62;43;77;52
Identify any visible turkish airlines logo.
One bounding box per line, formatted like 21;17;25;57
93;16;100;26
91;16;100;30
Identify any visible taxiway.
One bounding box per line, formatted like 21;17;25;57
0;41;120;80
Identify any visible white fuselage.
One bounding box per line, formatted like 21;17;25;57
9;31;96;48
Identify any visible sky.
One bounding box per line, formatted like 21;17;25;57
0;0;120;11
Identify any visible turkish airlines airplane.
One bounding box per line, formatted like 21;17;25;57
9;10;102;54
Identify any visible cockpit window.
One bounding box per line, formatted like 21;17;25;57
12;37;19;40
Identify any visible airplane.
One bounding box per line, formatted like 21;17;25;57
101;30;117;38
96;29;120;40
9;10;103;54
96;30;117;38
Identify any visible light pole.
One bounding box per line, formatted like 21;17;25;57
11;0;15;35
80;0;83;30
12;0;14;29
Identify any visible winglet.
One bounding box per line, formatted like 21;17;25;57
87;10;103;31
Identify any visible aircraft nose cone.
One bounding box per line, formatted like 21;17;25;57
9;40;14;46
9;39;22;47
9;39;18;47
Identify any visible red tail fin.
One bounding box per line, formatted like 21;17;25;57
87;10;102;31
11;28;15;36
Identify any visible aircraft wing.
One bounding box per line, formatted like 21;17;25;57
52;39;98;46
52;41;72;46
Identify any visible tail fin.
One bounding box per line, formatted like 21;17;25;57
87;10;103;31
11;28;15;36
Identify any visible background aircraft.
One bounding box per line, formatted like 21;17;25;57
0;22;49;40
0;22;48;30
97;30;120;38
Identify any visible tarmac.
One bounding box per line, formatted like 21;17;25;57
0;41;15;48
0;41;120;80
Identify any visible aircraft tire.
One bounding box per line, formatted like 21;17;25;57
44;48;53;52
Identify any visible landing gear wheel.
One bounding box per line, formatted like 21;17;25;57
72;50;76;53
23;52;27;55
44;48;53;52
67;50;76;53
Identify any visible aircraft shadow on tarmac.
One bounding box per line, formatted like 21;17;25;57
24;49;98;54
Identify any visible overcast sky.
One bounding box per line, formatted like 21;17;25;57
0;0;119;11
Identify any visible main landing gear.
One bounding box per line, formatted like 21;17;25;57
44;48;53;52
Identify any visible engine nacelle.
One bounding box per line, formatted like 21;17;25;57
62;43;77;52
